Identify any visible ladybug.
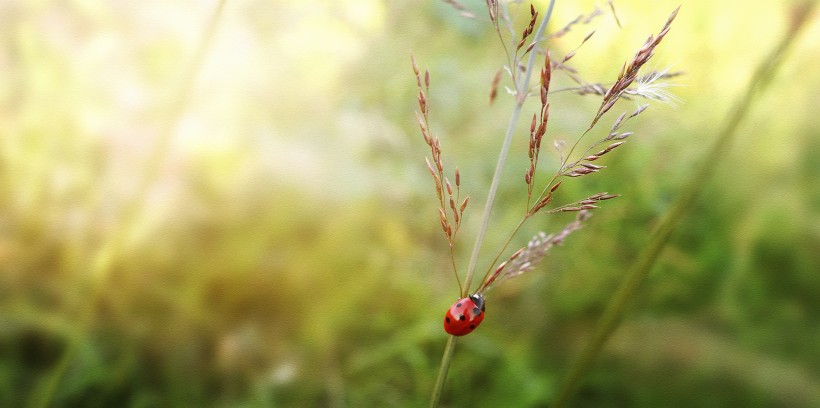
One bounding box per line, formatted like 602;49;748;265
443;293;486;336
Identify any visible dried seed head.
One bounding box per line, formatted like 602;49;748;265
439;209;449;234
542;52;552;95
525;41;536;54
565;167;595;177
540;85;547;106
605;141;625;152
630;104;649;118
479;212;590;293
489;69;502;105
455;167;460;187
611;112;627;131
418;92;427;114
587;192;619;201
530;113;537;134
588;7;679;132
486;0;496;23
460;196;469;213
531;193;553;213
559;206;583;212
425;157;436;177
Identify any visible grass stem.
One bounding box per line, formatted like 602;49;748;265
462;0;556;297
429;2;556;407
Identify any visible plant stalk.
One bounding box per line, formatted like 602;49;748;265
429;2;556;407
462;0;556;297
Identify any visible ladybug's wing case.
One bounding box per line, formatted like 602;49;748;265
443;295;486;336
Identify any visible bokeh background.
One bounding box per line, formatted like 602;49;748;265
1;0;819;406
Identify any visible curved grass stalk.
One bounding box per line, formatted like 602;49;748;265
29;2;228;406
550;3;819;405
429;2;556;407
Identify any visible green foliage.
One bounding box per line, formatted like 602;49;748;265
0;0;819;407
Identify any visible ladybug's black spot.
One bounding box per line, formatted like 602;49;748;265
459;315;466;321
469;324;475;329
445;317;451;323
456;302;462;308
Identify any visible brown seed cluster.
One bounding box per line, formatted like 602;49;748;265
525;52;551;204
485;0;499;26
547;192;619;214
516;5;539;51
588;6;680;132
478;210;593;293
412;55;469;246
485;0;545;105
414;3;682;299
489;69;503;105
559;103;649;180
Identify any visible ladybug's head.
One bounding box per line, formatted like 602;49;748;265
469;293;485;311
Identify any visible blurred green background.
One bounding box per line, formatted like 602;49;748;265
1;0;819;406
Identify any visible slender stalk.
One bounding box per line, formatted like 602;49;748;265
476;216;528;292
449;245;463;295
428;2;556;407
429;335;458;408
550;4;818;406
29;2;228;407
462;0;557;298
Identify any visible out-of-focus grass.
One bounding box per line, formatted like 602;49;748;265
1;0;819;407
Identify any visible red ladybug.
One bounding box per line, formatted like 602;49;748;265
443;293;486;336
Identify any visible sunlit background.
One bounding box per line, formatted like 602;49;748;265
1;0;819;406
